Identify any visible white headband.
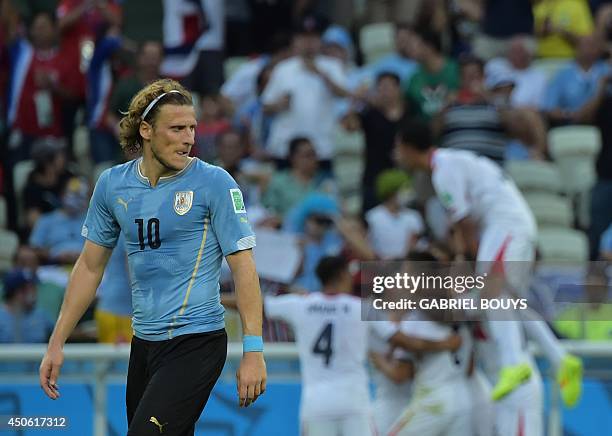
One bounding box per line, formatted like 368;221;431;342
141;90;183;120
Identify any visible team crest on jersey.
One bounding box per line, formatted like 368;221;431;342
174;191;193;215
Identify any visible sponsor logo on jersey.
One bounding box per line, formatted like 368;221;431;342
440;192;453;208
174;191;193;215
230;188;246;214
117;197;131;211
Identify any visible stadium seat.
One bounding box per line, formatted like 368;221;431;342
537;228;588;262
0;196;6;229
223;56;248;80
548;125;601;195
532;58;567;79
332;127;364;215
359;22;394;64
524;193;573;228
12;160;34;225
73;126;91;165
0;229;18;272
505;160;563;194
13;160;34;199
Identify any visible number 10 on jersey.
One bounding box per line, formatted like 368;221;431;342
135;218;161;250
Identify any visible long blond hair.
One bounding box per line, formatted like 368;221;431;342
118;78;193;155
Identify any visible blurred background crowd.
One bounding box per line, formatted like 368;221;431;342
0;0;611;345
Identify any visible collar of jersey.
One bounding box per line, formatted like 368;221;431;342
135;157;196;186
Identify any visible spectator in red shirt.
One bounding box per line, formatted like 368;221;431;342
56;0;122;100
6;11;74;164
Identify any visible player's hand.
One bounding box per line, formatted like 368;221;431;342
236;352;267;407
369;352;386;370
276;94;291;112
445;334;462;352
39;346;64;400
303;57;320;75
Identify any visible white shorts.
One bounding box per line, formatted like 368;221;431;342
302;413;376;436
494;364;544;436
469;370;495;436
388;381;473;436
373;397;409;436
477;227;536;297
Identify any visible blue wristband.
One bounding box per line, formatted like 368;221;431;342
243;335;264;353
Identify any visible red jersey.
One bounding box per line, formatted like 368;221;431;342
9;40;71;137
56;0;121;98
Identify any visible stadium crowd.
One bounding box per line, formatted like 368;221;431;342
0;0;611;348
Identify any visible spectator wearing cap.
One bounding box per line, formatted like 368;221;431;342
321;25;362;118
534;0;595;58
403;28;460;121
286;193;375;292
543;33;609;125
262;137;336;221
436;55;547;162
322;25;357;82
261;14;350;163
485;35;549;109
29;177;89;265
22;137;73;232
0;269;53;343
365;170;424;260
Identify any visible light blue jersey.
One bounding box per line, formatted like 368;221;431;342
82;158;256;340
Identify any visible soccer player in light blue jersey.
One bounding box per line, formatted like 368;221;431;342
39;79;267;435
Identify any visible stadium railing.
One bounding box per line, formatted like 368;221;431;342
0;341;610;436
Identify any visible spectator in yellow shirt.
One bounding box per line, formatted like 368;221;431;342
534;0;595;58
554;270;612;340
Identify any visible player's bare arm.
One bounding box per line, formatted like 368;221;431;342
388;330;462;354
452;217;479;260
226;249;267;408
369;352;414;384
39;241;112;400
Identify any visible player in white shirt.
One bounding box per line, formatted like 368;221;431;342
367;309;414;435
394;121;583;434
264;256;462;436
384;312;474;436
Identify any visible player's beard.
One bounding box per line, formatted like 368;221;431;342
151;142;185;173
